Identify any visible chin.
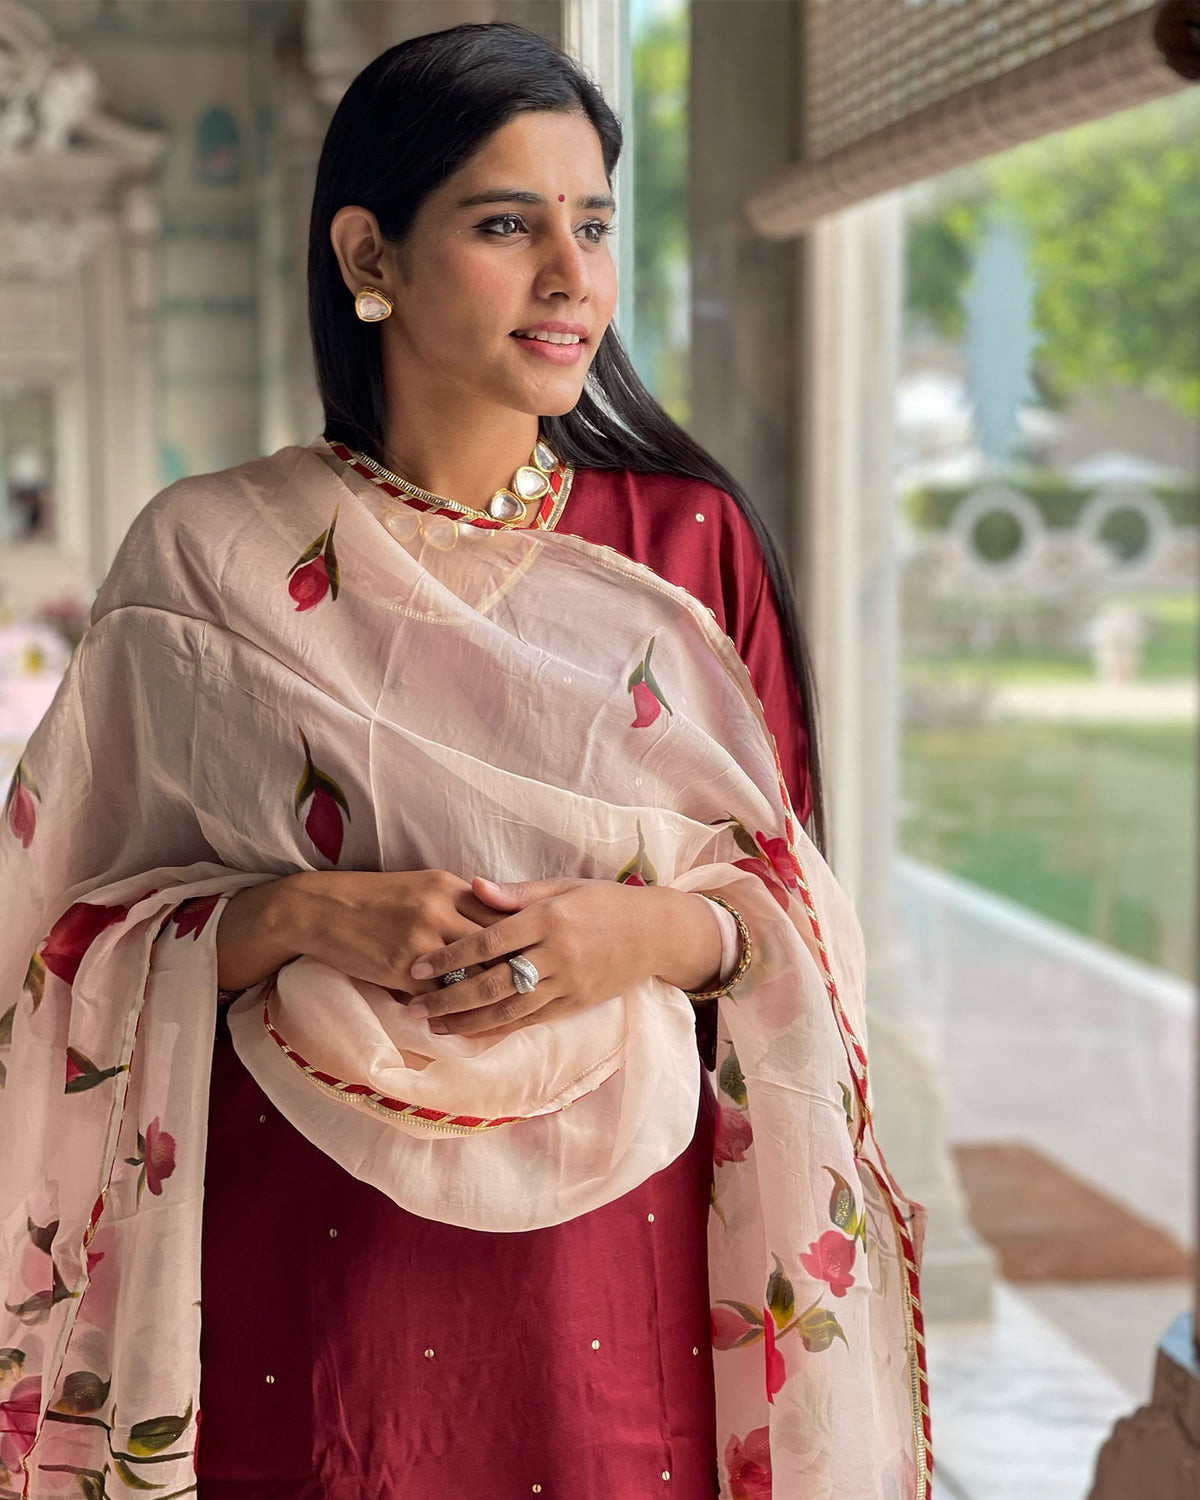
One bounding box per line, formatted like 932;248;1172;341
537;389;586;418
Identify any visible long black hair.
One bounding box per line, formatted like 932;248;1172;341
307;20;827;856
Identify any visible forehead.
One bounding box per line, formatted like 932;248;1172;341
445;110;608;194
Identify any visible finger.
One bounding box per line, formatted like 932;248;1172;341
409;910;541;984
401;900;500;998
391;960;488;1002
455;890;519;926
432;977;557;1037
412;949;551;1020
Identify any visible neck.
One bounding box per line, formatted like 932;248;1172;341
379;378;541;517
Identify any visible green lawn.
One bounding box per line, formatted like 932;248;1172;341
899;719;1198;982
904;589;1199;684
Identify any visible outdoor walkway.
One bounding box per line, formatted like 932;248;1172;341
985;677;1197;723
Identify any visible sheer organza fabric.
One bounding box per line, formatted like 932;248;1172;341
0;438;929;1497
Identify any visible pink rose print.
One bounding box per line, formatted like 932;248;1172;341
712;1250;849;1393
754;831;801;891
626;636;673;727
294;728;351;865
65;1047;128;1095
763;1307;786;1403
4;758;39;848
713;1103;753;1165
799;1228;857;1298
733;857;790;911
629;679;659;726
306;787;343;862
289;553;329;610
286;505;340;611
710;1302;761;1350
4;1219;76;1325
0;1375;40;1471
615;818;659;886
124;1117;177;1202
724;1425;771;1500
723;817;793;910
40;899;131;985
171;893;221;940
144;1117;177;1196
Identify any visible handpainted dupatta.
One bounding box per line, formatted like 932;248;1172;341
0;435;930;1499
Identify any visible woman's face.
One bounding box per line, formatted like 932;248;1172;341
380;109;619;419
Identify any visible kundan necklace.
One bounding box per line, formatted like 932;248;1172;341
329;433;573;531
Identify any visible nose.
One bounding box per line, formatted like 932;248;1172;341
533;222;592;304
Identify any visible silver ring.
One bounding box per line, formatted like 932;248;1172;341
507;954;539;994
439;967;468;987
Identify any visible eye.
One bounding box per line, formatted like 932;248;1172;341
477;214;617;245
479;213;527;238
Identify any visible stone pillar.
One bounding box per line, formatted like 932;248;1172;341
689;0;801;552
796;194;997;1320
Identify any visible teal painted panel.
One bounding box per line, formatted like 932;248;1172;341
195;105;243;186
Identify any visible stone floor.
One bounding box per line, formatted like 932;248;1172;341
926;1282;1163;1500
1018;1278;1193;1399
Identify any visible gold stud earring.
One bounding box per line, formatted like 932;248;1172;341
354;285;393;322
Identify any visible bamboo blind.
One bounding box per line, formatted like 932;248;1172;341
745;0;1200;237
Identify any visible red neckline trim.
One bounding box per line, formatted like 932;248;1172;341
326;439;565;532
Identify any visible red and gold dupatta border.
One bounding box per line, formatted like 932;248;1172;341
325;440;572;533
751;713;932;1498
752;676;933;1499
257;974;626;1137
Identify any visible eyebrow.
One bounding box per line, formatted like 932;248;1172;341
455;187;616;212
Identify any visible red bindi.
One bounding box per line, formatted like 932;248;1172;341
558;194;565;202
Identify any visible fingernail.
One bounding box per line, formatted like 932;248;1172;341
429;1019;450;1035
407;1001;429;1019
410;961;433;979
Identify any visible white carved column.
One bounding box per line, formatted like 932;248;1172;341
796;192;997;1319
0;1;166;604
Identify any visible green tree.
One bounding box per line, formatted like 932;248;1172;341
904;89;1200;418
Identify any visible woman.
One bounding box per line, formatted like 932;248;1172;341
0;22;928;1500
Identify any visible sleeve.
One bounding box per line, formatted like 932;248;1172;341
703;895;742;982
722;511;814;829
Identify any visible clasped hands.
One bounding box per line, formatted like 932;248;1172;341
399;873;720;1038
218;867;725;1039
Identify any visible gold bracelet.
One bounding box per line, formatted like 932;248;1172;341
681;894;753;1002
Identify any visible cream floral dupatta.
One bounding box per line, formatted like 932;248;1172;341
0;435;930;1499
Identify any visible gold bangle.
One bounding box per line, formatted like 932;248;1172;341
681;894;753;1002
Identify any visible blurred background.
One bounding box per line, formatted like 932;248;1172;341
1;1;1198;1494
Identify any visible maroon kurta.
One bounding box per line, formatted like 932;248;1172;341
196;465;812;1498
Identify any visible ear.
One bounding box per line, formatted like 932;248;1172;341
328;204;388;296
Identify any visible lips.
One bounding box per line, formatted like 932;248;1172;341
510;333;586;365
511;321;589;339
